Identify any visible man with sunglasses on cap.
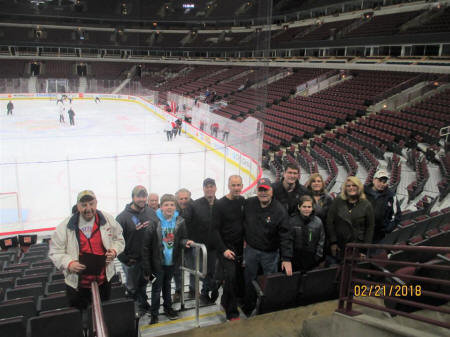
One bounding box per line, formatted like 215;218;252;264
242;177;293;317
116;185;158;316
49;190;125;310
189;178;219;303
364;169;402;243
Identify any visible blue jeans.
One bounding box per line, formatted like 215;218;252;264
243;245;279;312
151;265;175;316
121;261;149;310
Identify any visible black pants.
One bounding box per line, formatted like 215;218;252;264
292;250;318;272
70;117;75;125
151;265;174;316
198;249;217;296
166;131;172;141
218;256;244;319
7;109;12;115
59;114;65;123
66;281;111;311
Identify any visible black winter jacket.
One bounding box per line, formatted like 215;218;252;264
289;212;325;260
272;179;311;216
141;215;188;277
176;199;194;231
364;184;402;242
243;197;292;261
326;196;375;252
189;197;217;249
115;204;157;264
311;192;333;226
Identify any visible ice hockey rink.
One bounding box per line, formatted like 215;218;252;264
0;97;255;235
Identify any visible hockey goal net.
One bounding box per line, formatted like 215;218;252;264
0;192;21;225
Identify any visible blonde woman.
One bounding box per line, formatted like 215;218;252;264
326;176;374;259
305;173;333;225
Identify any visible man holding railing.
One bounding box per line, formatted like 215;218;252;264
173;188;195;302
141;194;193;324
189;178;219;304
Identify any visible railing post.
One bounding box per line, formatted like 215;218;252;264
180;248;185;310
91;281;109;337
338;245;350;312
195;245;201;327
179;243;207;328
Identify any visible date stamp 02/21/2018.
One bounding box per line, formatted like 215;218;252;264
353;284;422;297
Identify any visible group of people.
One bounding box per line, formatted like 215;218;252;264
48;162;401;325
57;101;76;125
164;118;183;141
198;120;230;141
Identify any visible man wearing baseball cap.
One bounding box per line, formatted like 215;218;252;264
116;185;158;316
242;177;293;316
189;178;219;303
364;169;402;243
49;190;125;310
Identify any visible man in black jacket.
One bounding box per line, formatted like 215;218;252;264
272;163;311;216
364;169;402;243
173;188;195;302
116;185;157;315
213;175;245;321
243;177;293;316
190;178;219;303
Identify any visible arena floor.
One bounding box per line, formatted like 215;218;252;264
0;98;244;234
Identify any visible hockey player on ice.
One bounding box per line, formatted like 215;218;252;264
68;106;75;126
6;101;14;115
56;94;64;105
164;121;173;141
58;101;65;123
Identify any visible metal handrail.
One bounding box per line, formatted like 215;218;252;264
91;281;109;337
337;243;450;330
179;242;208;328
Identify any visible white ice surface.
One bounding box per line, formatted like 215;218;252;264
0;99;245;234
